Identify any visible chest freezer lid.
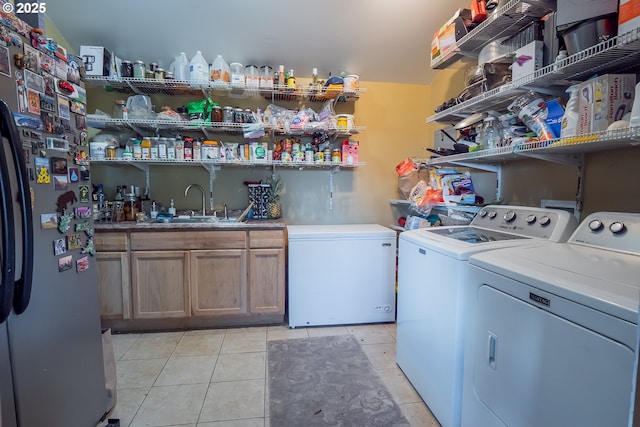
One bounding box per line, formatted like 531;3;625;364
287;224;395;240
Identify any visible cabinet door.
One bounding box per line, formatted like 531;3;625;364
131;251;190;319
190;250;247;316
96;251;131;320
249;248;285;314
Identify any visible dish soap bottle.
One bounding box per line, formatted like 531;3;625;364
168;199;176;217
560;84;580;138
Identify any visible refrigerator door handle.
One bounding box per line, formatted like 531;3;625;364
0;100;17;322
0;100;33;315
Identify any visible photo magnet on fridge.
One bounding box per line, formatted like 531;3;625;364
66;233;82;250
76;256;89;273
40;212;58;229
34;157;50;184
51;156;67;174
43;73;55;96
58;255;72;272
53;174;68;191
0;45;11;77
24;69;44;93
53;238;66;256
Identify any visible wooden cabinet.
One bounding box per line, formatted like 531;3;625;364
95;232;131;320
190;249;247;316
249;230;285;314
97;226;285;331
131;250;190;319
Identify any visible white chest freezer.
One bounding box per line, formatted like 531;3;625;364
287;224;397;328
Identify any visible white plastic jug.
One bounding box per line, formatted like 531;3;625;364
169;52;189;81
189;51;209;82
210;55;230;84
629;82;640;128
560;85;580;138
230;62;245;89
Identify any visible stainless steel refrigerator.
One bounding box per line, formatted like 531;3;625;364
0;19;108;426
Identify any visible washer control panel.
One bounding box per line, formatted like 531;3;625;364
471;205;578;242
571;212;640;254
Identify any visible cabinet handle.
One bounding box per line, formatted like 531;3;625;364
419;248;426;255
488;332;497;370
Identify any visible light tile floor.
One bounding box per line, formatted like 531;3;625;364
107;323;441;427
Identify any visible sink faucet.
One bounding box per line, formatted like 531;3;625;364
184;184;206;216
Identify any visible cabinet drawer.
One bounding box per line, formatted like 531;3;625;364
131;230;246;250
249;230;284;248
95;232;128;251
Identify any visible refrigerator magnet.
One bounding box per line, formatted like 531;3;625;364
74;206;91;219
78;185;89;202
26;89;40;115
56;190;77;213
56;95;69;120
0;45;10;77
66;233;82;250
34;157;50;184
41;111;54;133
58;255;72;272
51;156;67;174
58;212;72;233
40;94;56;112
76;256;89;273
68;168;79;183
40;213;58;229
81;239;95;257
75;221;90;232
53;174;68;191
53;238;66;256
24;69;44;92
43;73;55;96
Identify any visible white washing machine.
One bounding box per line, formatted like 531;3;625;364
462;212;640;427
396;205;577;427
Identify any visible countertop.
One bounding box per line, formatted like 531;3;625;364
94;219;286;231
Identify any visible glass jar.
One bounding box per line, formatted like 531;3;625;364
193;139;202;160
106;145;117;159
183;137;193;160
157;137;168;159
223;106;234;123
211;105;223;122
481;117;502;150
133;60;145;79
132;139;142;159
175;138;185;160
121;60;133;78
176;106;189;121
154;68;165;80
141;136;152;159
331;148;341;163
233;107;244;124
150;137;159;159
166;138;176;160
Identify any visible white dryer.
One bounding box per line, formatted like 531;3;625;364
396;205;577;427
462;212;640;427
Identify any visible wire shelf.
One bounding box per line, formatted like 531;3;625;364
430;0;556;69
428;28;640;124
92;158;365;169
85;76;365;102
421;126;640;167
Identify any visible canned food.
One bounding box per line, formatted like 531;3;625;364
323;148;331;163
106;145;117;159
314;151;324;163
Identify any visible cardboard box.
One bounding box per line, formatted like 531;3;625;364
576;74;636;134
512;41;544;82
80;46;112;76
341;140;359;165
618;0;640;36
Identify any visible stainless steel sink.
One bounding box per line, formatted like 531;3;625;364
154;216;244;224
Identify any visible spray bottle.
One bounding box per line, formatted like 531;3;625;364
560;84;580;138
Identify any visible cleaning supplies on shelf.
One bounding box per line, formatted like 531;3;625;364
560;85;580;138
210;55;230;85
168;199;176;216
629;82;640;128
189;51;209;82
169;52;189;81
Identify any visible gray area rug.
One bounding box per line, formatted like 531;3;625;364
268;334;410;426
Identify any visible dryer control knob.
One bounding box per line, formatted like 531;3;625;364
504;211;516;222
610;222;626;234
479;210;488;218
526;214;537;224
488;211;497;219
588;220;604;231
539;216;551;226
